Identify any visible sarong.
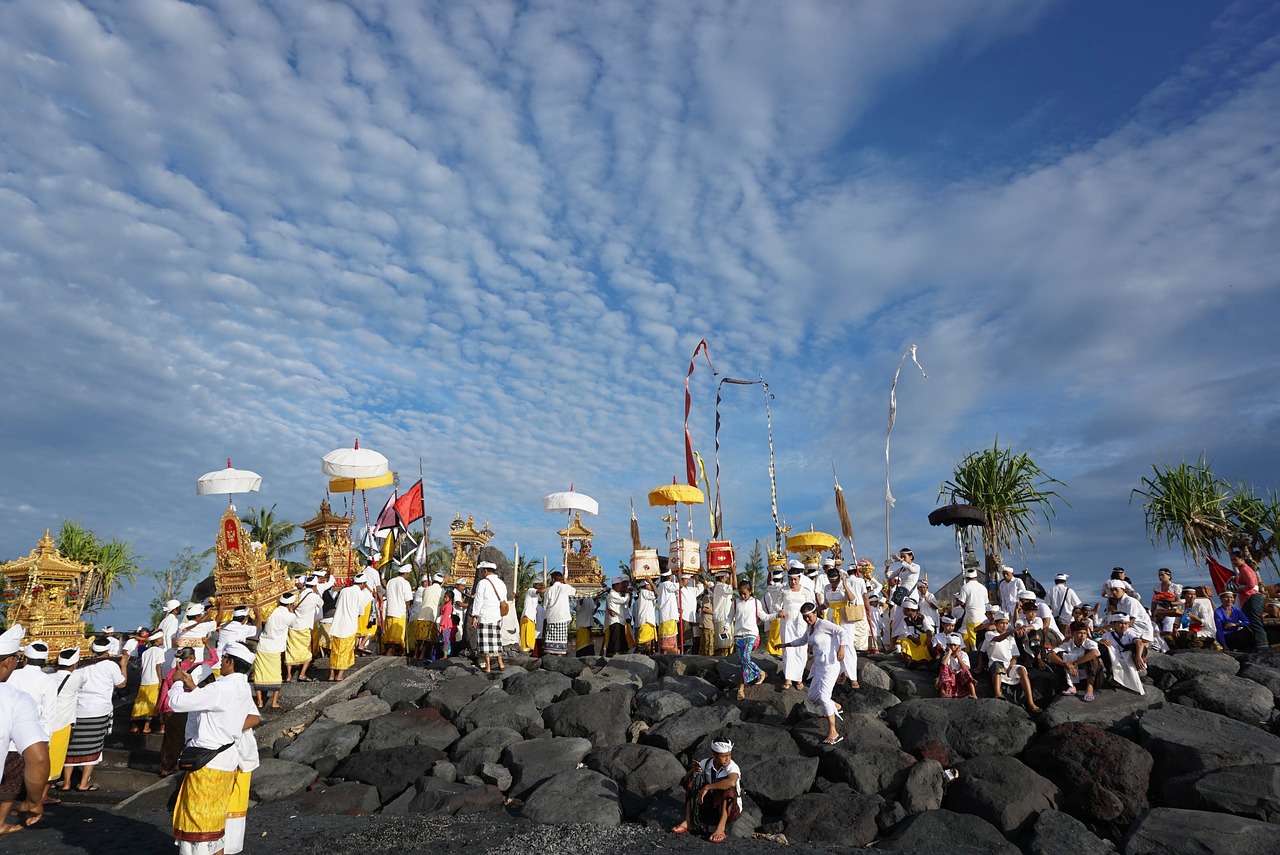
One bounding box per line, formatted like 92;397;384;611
736;636;763;686
477;620;502;655
252;648;283;690
962;622;981;651
900;634;933;664
544;621;569;656
519;618;537;651
132;683;160;719
807;661;839;716
357;602;374;637
285;628;313;665
173;765;237;851
48;724;72;780
416;620;439;645
0;751;24;799
224;770;251;855
713;621;732;653
65;714;111;766
849;618;870;652
686;784;741;835
383;616;407;646
937;665;975;698
636;623;656;646
330;634;357;671
314;623;330;654
766;619;782;656
697;625;714;656
575;626;594;655
657;619;680;654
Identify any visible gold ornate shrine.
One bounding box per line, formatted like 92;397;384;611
301;500;358;588
447;514;494;588
0;530;91;652
559;513;604;594
212;507;293;618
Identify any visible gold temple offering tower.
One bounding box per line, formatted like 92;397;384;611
212;506;294;618
559;513;605;593
0;530;92;651
300;499;358;587
447;514;494;588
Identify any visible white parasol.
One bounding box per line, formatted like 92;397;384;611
322;439;389;479
542;487;599;516
196;459;262;505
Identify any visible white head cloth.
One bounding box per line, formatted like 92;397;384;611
710;740;733;753
0;625;24;656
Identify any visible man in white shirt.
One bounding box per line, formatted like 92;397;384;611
885;548;921;601
158;599;184;651
980;612;1043;714
542;570;577;657
997;566;1026;617
216;608;257;662
955;569;990;652
0;625;50;834
710;572;734;656
131;636;167;734
1046;620;1103;700
632;578;658;654
414;573;446;661
286;579;323;682
253;593;295;709
682;573;706;653
656;569;682;654
520;580;544;654
604;578;631;657
1107;580;1155;646
1045;574;1082;632
471;562;508;673
102;627;122;658
382;565;415;657
575;596;597;656
1174;586;1218;649
47;649;82;795
329;571;377;682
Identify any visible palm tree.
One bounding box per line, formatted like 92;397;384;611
514;554;543;598
56;519;144;613
939;440;1068;583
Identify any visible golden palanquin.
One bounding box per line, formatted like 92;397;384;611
301;499;357;587
0;530;91;652
212;507;293;618
447;514;494;588
559;513;604;594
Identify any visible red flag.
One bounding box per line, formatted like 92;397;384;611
395;479;424;526
1206;555;1234;595
375;490;399;533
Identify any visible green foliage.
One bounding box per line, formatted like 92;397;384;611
743;539;766;591
939;439;1068;576
56;519;144;613
145;547;206;625
239;504;307;575
514;554;543;599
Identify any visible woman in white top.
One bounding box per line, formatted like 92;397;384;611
782;603;847;745
728;581;777;700
777;568;817;690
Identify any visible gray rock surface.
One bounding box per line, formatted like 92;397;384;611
520;768;623;827
321;694;392;724
884;698;1036;760
858;660;892;691
364;665;442;706
334;744;445;803
840;686;901;716
276;718;362;766
888;665;941;700
1162;764;1280;823
360;707;461;752
1239;663;1280;704
650;675;719;706
876;808;1021;854
448;726;524;776
407;778;505;816
295;781;381;815
944;755;1060;837
543;688;632;747
478;761;512;792
823;743;916;796
901;759;945;814
782;792;882;846
537;655;587;678
1041;686;1164;732
1030;810;1116;855
249;758;319;802
791;711;900;755
502;736;594;798
642;704;741;755
600;653;659;684
454;689;540;734
1137;704;1280;781
1123;807;1280;855
634;689;692;722
1168;674;1275;724
587;743;686;799
1145;650;1240;684
573;668;643;695
502;669;574;709
424;674;493;718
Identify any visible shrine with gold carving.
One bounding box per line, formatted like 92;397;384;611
447;513;494;588
211;506;294;618
0;530;92;651
300;499;358;587
558;512;605;594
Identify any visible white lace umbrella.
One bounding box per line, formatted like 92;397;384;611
542;486;599;516
196;459;262;505
322;439;389;479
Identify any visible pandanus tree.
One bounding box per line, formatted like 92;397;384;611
939;440;1068;582
56;519;144;613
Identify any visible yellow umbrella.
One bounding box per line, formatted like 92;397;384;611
786;526;838;553
647;482;705;507
328;471;396;493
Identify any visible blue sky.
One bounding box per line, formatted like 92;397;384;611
2;0;1279;630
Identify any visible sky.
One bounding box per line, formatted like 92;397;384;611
2;0;1279;630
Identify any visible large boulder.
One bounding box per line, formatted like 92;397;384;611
841;686;901;717
453;690;540;735
447;726;524;775
634;689;692;722
574;668;643;695
782;792;882;846
884;698;1036;760
502;669;574;709
642;705;741;755
876;809;1021;854
1137;704;1280;781
587;744;686;799
1021;721;1153;836
294;781;381;815
1239;663;1280;704
360;707;461;752
1162;764;1280;823
520;768;622;827
249;758;318;802
1145;650;1240;685
542;688;631;747
407;778;506;816
1168;674;1275;725
333;744;445;803
365;665;442;706
1041;686;1164;733
536;655;587;678
600;653;659;683
791;711;900;755
858;660;893;691
425;674;496;718
502;736;594;798
276;718;362;766
1029;810;1117;855
649;675;719;706
901;759;945;814
322;695;392;724
944;755;1059;837
691;721;802;762
1123;807;1280;855
888;666;941;700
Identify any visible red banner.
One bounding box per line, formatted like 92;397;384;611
395;479;424;525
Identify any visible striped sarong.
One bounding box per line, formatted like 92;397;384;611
173;765;237;849
251;648;283;690
132;683;160;719
544;621;569;656
477;620;502;655
285;629;313;665
330;634;356;671
65;714;111;767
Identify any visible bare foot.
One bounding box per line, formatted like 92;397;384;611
736;688;746;700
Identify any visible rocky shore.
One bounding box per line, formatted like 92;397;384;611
7;646;1280;854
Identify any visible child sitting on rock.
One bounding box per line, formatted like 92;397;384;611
673;738;741;843
935;633;977;698
980;612;1042;714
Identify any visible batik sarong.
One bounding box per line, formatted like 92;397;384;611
736;636;763;685
173;765;237;853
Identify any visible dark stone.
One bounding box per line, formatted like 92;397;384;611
877;799;909;833
391;701;418;712
430;760;456;782
322;695;392;724
587;744;686;799
1239;663;1280;704
859;660;892;691
478;762;512;792
361;707;461;752
295;781;381;815
651;675;719;706
454;690;541;734
826;744;916;796
448;726;525;776
734;793;763;838
637;785;684;833
334;744;445;804
641;704;742;755
520;768;622;827
1145;650;1240;683
889;665;941;700
782;792;882;846
1021;721;1153;836
249;758;319;802
1162;764;1280;823
425;674;497;718
655;654;721;681
379;787;416;816
502;736;594;798
502;669;574;709
901;759;945;814
537;655;588;678
634;689;692;722
1030;810;1116;855
1041;686;1165;733
1168;674;1275;725
739;755;819;810
407;778;505;816
1123;807;1280;855
312;755;339;778
791;711;899;755
365;665;442;706
1137;704;1280;781
276;718;362;766
542;688;632;747
884;698;1036;760
944;755;1059;837
573;669;643;695
840;686;901;717
600;653;659;684
877;808;1022;855
691;721;802;763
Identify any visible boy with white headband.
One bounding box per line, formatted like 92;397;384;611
672;737;741;843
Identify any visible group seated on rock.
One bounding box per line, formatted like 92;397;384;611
672;738;741;843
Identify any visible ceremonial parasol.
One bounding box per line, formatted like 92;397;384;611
328;471;396;493
196;459;262;505
322;440;389;479
786;526;838;553
544;485;599;587
649;479;706;541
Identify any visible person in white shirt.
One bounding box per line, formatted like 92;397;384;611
1174;586;1218;649
710;573;734;656
130;636;167;733
821;566;864;684
1015;592;1062;644
632;578;658;654
604;578;631;657
777;567;816;690
728;580;776;699
413;572;446;661
782;603;847;745
1099;612;1145;694
1107;580;1155;650
885;548;921;603
252;593;295;709
102;627;122;658
6;641;59;811
158;599;184;651
936;633;977;698
1047;621;1103;700
541;570;577;657
286;578;323;681
673;738;742;843
574;596;598;656
896;597;935;666
328;570;378;682
471;562;508;673
1045;574;1082;632
0;625;51;834
382;565;415;657
681;574;706;654
980;612;1042;714
46;648;82;795
997;566;1026;617
955;569;990;652
915;578;940;627
763;570;786;655
61;637;126;791
656;569;682;655
215;608;257;666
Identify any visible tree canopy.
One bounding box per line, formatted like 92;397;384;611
56;519;144;613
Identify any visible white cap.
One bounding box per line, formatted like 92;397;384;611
948;633;965;646
1107;579;1128;590
478;561;497;571
0;625;25;657
1109;612;1130;623
397;564;412;574
90;638;111;654
165;599;183;612
103;625;115;633
1017;591;1037;601
58;647;80;666
1001;565;1015;574
433;572;445;582
985;603;998;613
186;604;205;617
1054;574;1069;581
902;597;919;608
224;642;255;665
992;610;1009;621
868;593;881;602
189;664;214;684
940;615;956;625
280;592;297;604
821;558;836;568
710;739;734;753
22;641;50;659
787;559;804;570
964;570;979;578
233;606;250;617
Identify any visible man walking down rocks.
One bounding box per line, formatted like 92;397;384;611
472;561;508;673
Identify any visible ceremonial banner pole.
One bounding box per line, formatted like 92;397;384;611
885;345;928;568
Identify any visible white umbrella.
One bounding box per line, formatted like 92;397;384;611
542;486;599;516
196;459;262;502
322;440;389;479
